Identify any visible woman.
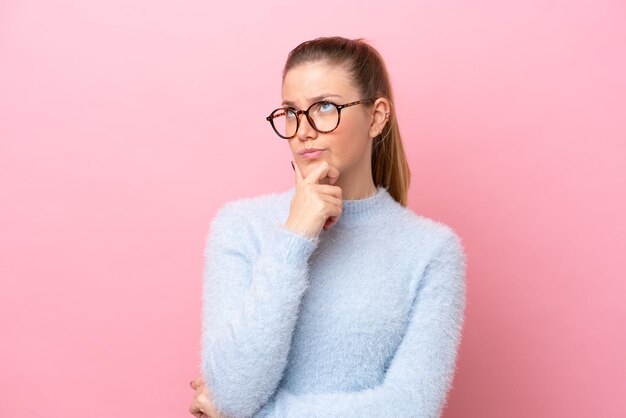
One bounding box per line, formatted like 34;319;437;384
189;36;467;418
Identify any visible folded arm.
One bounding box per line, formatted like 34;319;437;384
253;231;467;418
200;203;320;418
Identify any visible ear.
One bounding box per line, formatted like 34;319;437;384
368;97;392;138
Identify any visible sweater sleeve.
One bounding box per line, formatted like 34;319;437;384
200;202;320;418
252;231;467;418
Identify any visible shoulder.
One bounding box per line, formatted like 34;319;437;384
385;207;467;295
205;188;292;250
212;188;290;225
391;205;466;263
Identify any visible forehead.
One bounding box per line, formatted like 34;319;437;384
282;61;355;106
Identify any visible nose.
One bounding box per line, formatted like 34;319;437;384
296;111;318;141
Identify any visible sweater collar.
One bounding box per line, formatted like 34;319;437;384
285;185;395;227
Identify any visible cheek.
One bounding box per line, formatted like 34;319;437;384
326;134;364;169
333;120;368;155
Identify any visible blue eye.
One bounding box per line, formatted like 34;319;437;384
320;102;334;112
285;109;296;119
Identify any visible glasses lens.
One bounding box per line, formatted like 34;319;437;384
309;102;339;133
270;108;297;138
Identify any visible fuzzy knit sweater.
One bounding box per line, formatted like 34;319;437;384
199;185;467;418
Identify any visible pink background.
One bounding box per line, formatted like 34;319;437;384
1;1;624;417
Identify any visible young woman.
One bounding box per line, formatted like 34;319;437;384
189;36;467;418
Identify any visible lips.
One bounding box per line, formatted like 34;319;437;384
301;149;325;159
299;148;325;155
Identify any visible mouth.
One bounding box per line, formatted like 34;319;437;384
300;149;326;159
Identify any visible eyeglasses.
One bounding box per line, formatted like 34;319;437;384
266;98;377;139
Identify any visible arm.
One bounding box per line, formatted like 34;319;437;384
200;203;319;418
252;231;467;418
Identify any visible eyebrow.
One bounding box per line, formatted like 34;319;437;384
281;94;343;108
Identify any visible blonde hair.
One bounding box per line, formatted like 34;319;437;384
283;36;411;206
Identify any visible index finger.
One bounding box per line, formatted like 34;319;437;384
305;160;340;186
293;160;304;186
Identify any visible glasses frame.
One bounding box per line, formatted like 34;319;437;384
266;97;378;139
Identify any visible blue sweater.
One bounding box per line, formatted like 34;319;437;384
199;185;467;418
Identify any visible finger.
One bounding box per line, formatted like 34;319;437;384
305;161;340;186
192;376;204;390
293;160;304;186
195;390;221;418
313;184;343;200
323;161;340;186
189;399;204;418
318;193;343;208
323;216;336;229
317;193;342;229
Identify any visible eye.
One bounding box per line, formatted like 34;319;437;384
285;108;296;119
319;102;334;112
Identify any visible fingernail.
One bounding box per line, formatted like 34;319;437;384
290;161;295;171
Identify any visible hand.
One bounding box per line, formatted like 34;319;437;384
286;160;342;238
188;376;227;418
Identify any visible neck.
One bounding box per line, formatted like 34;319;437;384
329;153;376;200
335;180;378;200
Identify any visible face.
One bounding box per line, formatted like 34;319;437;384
281;61;375;185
